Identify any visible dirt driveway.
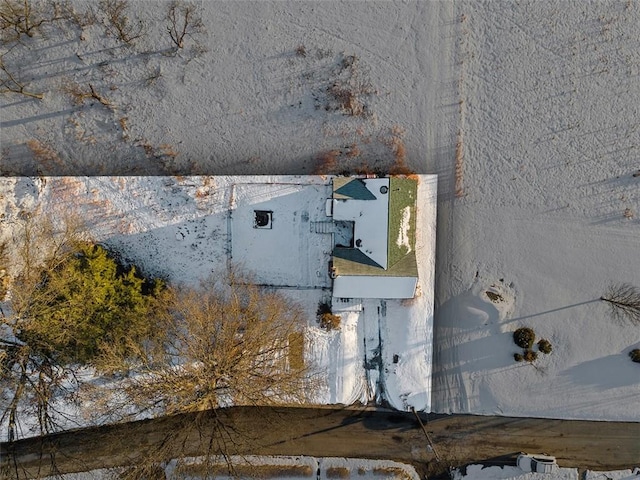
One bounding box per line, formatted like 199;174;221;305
2;406;639;479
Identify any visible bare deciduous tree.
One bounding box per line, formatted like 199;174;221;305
601;283;640;325
98;0;144;45
0;0;53;40
89;270;316;479
166;0;203;50
0;54;43;99
122;271;314;415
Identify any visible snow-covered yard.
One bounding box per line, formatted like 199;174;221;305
453;464;578;480
433;0;640;422
454;465;640;480
0;173;437;416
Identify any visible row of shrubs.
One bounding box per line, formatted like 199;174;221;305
513;327;639;365
513;327;551;363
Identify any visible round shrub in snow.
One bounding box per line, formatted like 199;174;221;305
538;339;553;354
523;349;538;363
629;349;640;363
320;313;341;330
513;327;536;349
514;353;524;362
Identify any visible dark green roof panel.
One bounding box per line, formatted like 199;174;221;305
333;247;383;269
334;179;377;201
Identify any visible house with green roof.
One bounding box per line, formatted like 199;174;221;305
329;176;419;299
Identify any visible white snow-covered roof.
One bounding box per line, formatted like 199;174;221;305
333;275;417;299
332;178;390;269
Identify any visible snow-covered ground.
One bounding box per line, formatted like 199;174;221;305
585;469;640;480
40;456;421;480
433;0;640;422
0;174;436;417
454;466;640;480
453;464;578;480
2;0;640;426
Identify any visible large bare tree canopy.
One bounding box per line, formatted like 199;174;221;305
601;283;640;325
123;272;312;415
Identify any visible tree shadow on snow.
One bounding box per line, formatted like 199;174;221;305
561;351;640;390
435;289;501;330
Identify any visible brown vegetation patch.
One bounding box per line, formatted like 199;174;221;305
326;466;351;478
177;461;314;478
454;130;464;197
372;466;413;479
485;291;503;303
313;149;340;175
25;139;63;171
288;331;304;370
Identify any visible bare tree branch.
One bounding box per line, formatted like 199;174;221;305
98;0;144;45
0;55;43;99
166;1;203;50
601;283;640;325
0;0;52;40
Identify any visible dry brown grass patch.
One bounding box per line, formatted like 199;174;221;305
454;130;465;197
177;462;314;478
288;331;304;370
313;149;340;175
372;466;413;479
382;126;414;175
26;139;63;170
326;466;351;478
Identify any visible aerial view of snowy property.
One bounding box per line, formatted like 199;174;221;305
1;0;639;479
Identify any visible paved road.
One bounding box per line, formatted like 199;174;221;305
1;406;639;479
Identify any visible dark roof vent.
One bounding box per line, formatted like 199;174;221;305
254;210;273;229
380;186;388;194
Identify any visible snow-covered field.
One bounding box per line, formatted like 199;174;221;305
1;0;640;427
432;0;640;422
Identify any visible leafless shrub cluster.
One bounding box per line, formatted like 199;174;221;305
137;141;179;173
55;0;97;31
62;82;114;109
176;460;314;479
0;54;43;98
98;0;144;45
0;0;58;41
324;54;376;116
316;300;341;331
601;283;640;325
326;466;351;478
385;126;414;175
166;0;203;50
